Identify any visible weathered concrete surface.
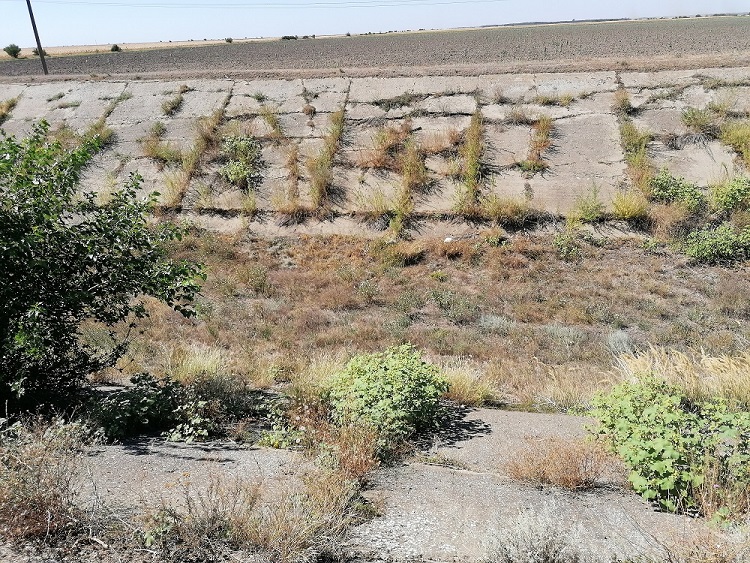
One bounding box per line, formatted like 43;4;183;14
346;409;705;562
2;66;749;233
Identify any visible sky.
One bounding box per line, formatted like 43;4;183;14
0;0;748;48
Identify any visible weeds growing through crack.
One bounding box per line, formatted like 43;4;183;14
162;84;191;116
517;114;554;176
307;108;345;213
454;109;484;214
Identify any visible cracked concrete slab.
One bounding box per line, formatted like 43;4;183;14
651;141;739;187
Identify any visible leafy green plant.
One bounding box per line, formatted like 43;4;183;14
0;122;203;412
649;168;705;212
711;176;750;213
3;44;21;58
219;135;265;191
110;44;121;52
569;185;605;223
90;373;185;439
591;376;750;516
326;345;448;453
683;223;750;264
553;231;582;261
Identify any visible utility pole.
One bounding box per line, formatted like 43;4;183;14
25;0;48;75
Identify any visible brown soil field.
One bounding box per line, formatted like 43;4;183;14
2;16;750;79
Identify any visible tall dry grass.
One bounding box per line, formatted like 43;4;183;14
617;346;750;408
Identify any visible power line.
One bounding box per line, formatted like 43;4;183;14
0;0;512;8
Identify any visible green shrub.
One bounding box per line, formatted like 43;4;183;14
90;373;186;439
711;176;750;213
649;168;705;212
110;44;121;52
326;345;448;453
31;47;48;57
683;223;750;264
3;44;21;58
0;122;203;412
219;135;265;191
591;376;750;516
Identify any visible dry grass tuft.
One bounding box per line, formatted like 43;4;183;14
421;127;462;155
612;189;649;223
0;97;19;124
518;114;554;175
648;202;693;239
307;108;345;212
618;346;750;408
612;87;634;115
0;418;88;540
441;361;498;406
357;119;411;169
481;194;534;228
505;437;618;490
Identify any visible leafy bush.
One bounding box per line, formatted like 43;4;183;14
683;223;750;264
649;168;705;212
219;135;265;191
0;122;203;411
3;44;21;58
326;345;448;452
110;44;121;52
591;376;750;516
711;176;750;213
31;47;48;57
90;373;186;439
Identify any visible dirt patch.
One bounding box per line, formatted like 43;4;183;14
2;17;750;80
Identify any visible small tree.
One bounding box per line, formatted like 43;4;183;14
3;44;21;58
0;122;204;412
110;44;121;52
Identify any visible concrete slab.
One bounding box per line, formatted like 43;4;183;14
178;88;230;118
417;94;477;115
621;70;699;89
347;168;401;213
485;123;530;168
715;86;750;113
302;77;350;94
532;113;625;214
652;141;739;187
349;76;482;103
297;91;347;114
232;79;304;102
347;102;387;121
278;112;330;138
532;71;617;97
633;108;688;136
680;85;714;109
0;83;29;100
478;74;538;103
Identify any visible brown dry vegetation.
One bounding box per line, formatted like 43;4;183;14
108;231;750;410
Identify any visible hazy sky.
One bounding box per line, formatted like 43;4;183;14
0;0;747;48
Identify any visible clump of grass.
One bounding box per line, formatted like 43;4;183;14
56;100;81;109
102;91;132;119
162;84;191;116
505;105;535;125
612;87;634;115
372;91;427;111
441;361;498;406
569;185;605;223
357;119;411;169
517;114;554;176
455;109;484;213
390;137;427;235
420;127;461;155
219;135;265;191
620;119;654;193
721;120;750;168
490;87;511;105
0;418;89;540
682;107;720;138
617;346;750;409
141;125;183;166
259;104;284;140
307;108;345;212
0;97;18;124
480;194;533;228
533;93;574;108
611;189;649;223
505;437;617;490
